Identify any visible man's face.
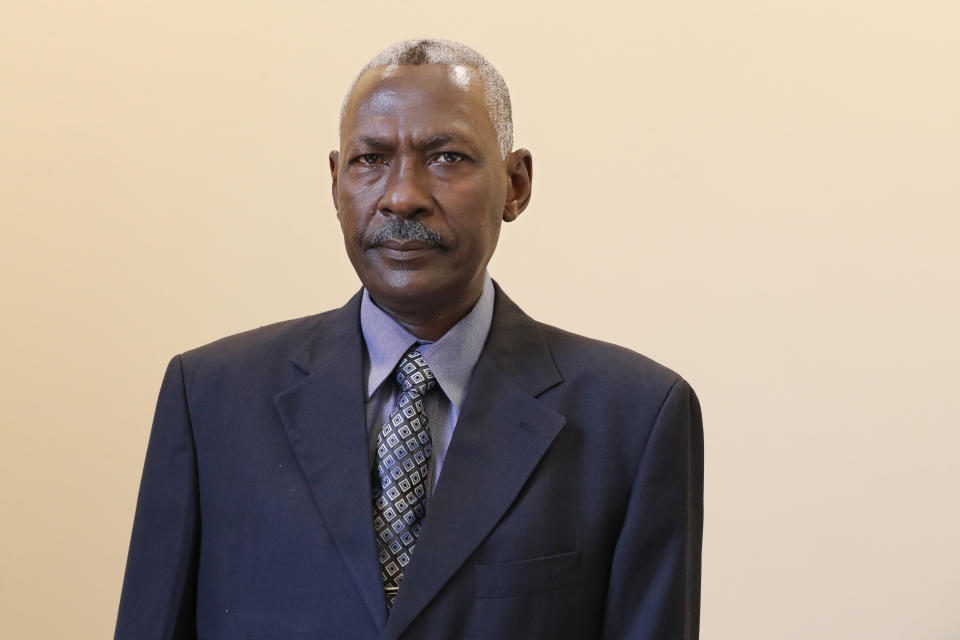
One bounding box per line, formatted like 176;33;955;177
331;63;527;322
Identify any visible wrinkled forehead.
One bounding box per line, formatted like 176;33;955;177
376;62;476;90
341;63;495;143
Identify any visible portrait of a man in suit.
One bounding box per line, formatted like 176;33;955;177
115;38;704;639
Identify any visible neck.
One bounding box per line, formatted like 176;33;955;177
382;296;479;342
369;284;484;342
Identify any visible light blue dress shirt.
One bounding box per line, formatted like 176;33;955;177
360;273;495;495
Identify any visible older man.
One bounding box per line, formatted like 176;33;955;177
116;39;703;640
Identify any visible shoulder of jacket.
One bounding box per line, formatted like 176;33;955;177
174;310;336;377
534;321;687;394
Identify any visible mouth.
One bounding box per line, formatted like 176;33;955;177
372;238;441;262
379;238;436;251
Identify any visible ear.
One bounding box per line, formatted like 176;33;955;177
329;150;340;214
502;149;533;222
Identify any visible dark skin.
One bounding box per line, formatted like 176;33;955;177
330;64;533;340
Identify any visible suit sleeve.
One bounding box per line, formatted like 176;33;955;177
115;355;200;640
601;378;704;640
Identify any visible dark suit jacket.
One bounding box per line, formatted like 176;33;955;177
115;284;703;639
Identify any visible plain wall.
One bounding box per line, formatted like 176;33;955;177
1;1;958;638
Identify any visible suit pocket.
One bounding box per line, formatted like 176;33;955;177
474;550;580;599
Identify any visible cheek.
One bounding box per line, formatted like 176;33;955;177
338;172;381;208
337;189;378;239
440;175;506;232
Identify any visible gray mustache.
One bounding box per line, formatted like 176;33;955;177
370;219;446;249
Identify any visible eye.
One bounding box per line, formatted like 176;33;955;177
432;152;465;165
354;153;384;166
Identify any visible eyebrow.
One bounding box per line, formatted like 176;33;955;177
418;134;472;150
350;133;478;153
355;136;392;150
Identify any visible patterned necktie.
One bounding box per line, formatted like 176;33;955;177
371;348;437;609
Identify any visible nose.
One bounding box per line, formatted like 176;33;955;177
379;160;432;219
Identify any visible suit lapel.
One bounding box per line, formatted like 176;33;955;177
384;286;565;640
274;292;387;633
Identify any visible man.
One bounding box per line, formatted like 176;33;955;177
115;39;703;639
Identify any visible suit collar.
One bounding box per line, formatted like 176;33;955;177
384;283;566;639
278;282;565;638
482;282;563;398
293;281;556;400
277;289;388;631
289;289;363;373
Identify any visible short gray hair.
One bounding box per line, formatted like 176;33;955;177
339;38;514;158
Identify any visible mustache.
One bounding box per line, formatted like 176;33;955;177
369;219;446;249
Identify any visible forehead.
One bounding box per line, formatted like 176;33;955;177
342;64;496;145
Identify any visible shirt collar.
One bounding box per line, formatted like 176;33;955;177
360;273;495;413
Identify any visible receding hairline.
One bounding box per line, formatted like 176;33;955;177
338;39;514;158
341;63;494;138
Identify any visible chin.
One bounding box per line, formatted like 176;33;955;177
365;272;462;312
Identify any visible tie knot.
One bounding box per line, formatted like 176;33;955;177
395;349;437;396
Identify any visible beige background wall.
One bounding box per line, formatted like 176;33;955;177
2;1;958;638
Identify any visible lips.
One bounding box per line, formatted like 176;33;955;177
373;238;441;263
379;238;435;251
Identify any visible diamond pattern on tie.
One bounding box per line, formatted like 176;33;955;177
372;349;437;609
